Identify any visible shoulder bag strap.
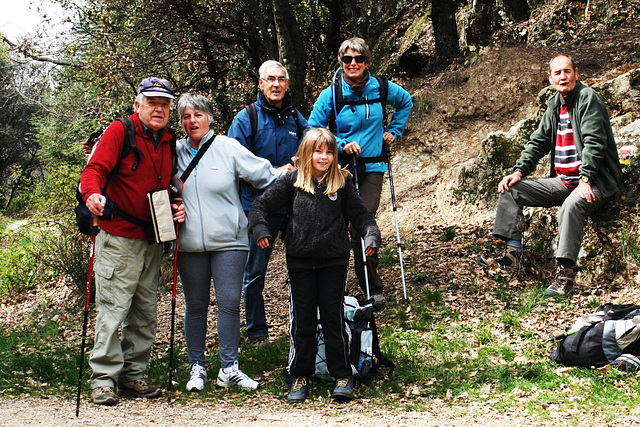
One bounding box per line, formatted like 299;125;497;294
179;135;216;183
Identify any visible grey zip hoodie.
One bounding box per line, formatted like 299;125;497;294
176;130;283;252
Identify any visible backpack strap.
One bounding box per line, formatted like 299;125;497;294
101;118;138;191
329;71;389;134
370;315;395;376
291;106;305;140
570;324;596;354
329;69;343;134
375;75;389;128
245;103;258;150
167;126;178;176
117;118;143;171
180;135;216;183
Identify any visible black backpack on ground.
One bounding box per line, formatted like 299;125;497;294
549;303;640;368
75;118;169;235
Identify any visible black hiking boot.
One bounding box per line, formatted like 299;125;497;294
287;377;309;404
332;376;354;402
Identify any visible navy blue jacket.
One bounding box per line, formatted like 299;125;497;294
228;92;308;211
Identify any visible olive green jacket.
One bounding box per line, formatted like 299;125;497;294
514;81;622;198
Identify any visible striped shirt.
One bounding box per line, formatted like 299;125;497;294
554;101;580;188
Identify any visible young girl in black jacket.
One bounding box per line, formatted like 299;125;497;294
249;127;381;403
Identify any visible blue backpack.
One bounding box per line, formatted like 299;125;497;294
315;296;395;381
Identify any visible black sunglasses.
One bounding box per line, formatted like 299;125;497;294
341;55;366;64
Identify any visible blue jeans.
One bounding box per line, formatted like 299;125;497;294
243;212;288;339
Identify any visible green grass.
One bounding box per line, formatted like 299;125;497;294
439;226;457;242
0;319;78;396
378;245;399;268
4;277;640;423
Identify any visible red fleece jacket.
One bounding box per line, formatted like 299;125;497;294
80;113;174;240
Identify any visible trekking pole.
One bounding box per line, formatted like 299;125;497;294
168;178;184;403
351;155;371;300
541;328;579;343
76;215;98;417
383;145;407;299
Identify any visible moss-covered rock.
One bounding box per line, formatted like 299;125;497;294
453;132;525;208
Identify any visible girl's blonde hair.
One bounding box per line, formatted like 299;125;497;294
294;128;351;194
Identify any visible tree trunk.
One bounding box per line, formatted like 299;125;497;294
319;0;343;63
271;0;308;114
465;0;500;47
432;0;461;65
248;0;277;61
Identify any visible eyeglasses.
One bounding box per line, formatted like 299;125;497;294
341;55;366;64
262;76;289;84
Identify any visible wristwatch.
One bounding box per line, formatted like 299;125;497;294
580;175;590;184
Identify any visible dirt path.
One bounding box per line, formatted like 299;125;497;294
0;395;565;426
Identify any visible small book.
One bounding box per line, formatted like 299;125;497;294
147;189;176;243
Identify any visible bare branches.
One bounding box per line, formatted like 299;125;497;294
1;35;78;67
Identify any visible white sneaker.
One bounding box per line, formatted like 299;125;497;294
216;361;259;390
186;363;207;392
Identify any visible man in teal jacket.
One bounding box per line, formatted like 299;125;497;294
478;54;622;297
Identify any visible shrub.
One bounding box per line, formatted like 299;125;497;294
0;221;48;296
32;215;91;297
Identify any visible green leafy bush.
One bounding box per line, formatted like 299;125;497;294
0;242;39;296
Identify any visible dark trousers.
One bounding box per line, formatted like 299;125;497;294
286;264;353;379
351;172;384;296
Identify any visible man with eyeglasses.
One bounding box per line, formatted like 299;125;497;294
80;77;185;406
228;60;308;347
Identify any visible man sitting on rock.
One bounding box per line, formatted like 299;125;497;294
477;54;622;297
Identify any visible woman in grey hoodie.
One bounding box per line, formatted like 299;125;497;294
175;93;284;392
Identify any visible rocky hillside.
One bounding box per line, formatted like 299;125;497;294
376;5;640;290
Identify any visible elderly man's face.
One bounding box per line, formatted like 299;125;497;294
135;96;171;132
258;65;289;109
548;56;579;97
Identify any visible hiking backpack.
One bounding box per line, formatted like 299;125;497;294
243;102;305;149
74;118;176;235
315;296;395;381
328;70;389;135
549;303;640;368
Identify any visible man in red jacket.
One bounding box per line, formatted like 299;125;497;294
81;77;185;406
